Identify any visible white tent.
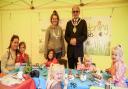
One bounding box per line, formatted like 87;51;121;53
0;0;128;70
0;0;128;11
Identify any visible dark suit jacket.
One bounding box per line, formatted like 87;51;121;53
65;19;87;58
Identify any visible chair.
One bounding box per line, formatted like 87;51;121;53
0;61;1;73
92;63;96;67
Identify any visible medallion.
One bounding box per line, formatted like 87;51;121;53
73;26;77;33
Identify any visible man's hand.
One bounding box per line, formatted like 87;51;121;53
70;38;76;46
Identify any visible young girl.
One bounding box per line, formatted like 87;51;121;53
46;64;66;89
16;42;30;65
84;55;97;72
77;55;97;72
45;50;58;67
106;45;127;87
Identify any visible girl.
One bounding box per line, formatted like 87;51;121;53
84;55;96;72
77;55;97;72
47;64;67;89
16;42;30;65
1;35;19;73
106;45;127;87
45;50;58;67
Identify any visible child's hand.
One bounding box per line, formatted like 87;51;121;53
43;59;47;64
105;68;111;74
50;63;54;67
107;78;113;83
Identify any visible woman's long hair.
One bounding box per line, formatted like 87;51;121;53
47;49;55;61
8;34;19;49
7;34;19;59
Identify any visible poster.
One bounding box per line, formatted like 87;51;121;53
84;16;111;56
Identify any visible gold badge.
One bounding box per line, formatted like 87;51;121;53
73;26;77;33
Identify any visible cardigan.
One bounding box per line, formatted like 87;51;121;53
1;49;16;73
44;25;65;58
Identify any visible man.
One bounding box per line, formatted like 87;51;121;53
65;5;88;69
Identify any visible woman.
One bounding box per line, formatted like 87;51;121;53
1;34;19;73
44;10;65;60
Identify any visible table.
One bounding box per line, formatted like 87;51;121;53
90;86;104;89
0;78;36;89
35;68;106;89
67;78;92;89
90;86;128;89
66;69;106;89
33;76;46;89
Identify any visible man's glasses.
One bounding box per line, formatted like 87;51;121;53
72;10;79;13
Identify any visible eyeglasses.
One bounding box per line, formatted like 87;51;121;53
72;10;79;13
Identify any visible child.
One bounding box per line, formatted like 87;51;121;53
16;42;30;65
84;55;96;72
84;55;97;72
77;55;97;72
45;50;58;67
106;45;127;87
46;64;67;89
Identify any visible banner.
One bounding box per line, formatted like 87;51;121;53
84;16;111;56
